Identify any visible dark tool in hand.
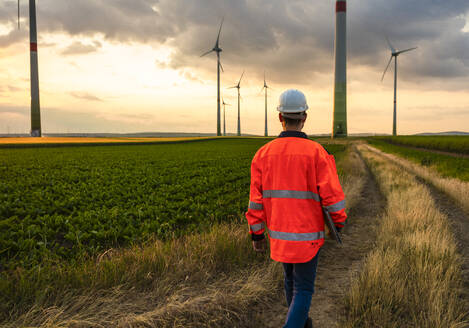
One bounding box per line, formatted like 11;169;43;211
322;207;342;244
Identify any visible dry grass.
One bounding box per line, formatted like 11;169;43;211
342;145;467;327
7;264;283;328
1;144;365;328
364;144;469;215
0;137;211;145
339;145;367;212
3;222;280;327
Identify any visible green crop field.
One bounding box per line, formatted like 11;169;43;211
368;138;469;181
0;138;346;271
378;135;469;154
3;138;467;328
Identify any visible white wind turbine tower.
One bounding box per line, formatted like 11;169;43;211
201;18;224;136
18;0;41;137
222;98;230;136
381;38;417;136
228;71;244;136
260;71;271;137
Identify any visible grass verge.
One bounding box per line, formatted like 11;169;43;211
342;144;467;327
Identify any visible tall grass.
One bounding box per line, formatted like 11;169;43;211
1;222;270;322
338;145;367;211
342;145;467;327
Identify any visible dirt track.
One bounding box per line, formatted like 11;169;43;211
255;152;386;328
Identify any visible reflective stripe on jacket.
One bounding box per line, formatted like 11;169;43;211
245;131;347;263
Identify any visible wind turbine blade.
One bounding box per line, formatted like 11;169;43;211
227;86;237;89
200;49;214;57
381;55;393;82
258;86;265;95
397;47;417;55
238;70;245;85
219;61;224;73
385;37;396;53
17;0;20;29
215;16;224;47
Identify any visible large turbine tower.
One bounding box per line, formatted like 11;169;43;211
228;71;244;136
18;0;41;137
381;38;417;136
260;72;271;137
332;0;347;138
201;18;224;136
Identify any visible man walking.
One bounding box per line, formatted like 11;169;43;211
245;89;347;328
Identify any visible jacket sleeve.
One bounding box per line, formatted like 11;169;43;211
315;148;347;228
245;151;266;237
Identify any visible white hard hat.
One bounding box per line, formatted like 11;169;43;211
277;89;309;113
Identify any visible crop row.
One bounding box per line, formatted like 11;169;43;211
0;139;347;271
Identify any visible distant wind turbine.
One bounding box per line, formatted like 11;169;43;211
381;37;417;136
260;72;271;137
228;71;244;136
201;17;224;136
222;98;230;136
18;0;42;137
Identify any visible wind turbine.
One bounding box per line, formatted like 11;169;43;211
222;98;230;136
381;38;417;136
332;0;347;138
228;71;244;136
18;0;42;137
260;71;271;137
201;17;224;136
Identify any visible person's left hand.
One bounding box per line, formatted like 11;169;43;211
252;239;267;253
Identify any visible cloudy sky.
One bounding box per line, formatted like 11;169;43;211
1;0;469;135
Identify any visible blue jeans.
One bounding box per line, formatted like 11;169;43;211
282;251;320;328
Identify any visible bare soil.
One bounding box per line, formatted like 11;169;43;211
254;154;386;328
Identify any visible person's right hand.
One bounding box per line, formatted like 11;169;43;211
252;239;267;253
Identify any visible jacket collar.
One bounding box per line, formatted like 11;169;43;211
278;130;308;139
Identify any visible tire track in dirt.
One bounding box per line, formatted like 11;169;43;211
255;151;386;328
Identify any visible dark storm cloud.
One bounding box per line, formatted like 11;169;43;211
2;0;469;84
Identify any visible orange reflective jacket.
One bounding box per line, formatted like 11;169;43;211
245;131;347;263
